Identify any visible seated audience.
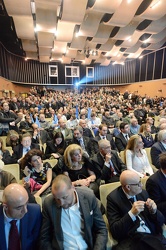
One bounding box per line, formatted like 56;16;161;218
45;132;66;159
54;118;73;140
31;123;51;145
0;138;13;165
0;101;21;135
21;149;52;198
79;119;94;138
91;139;126;184
146;116;157;134
107;170;166;250
1;183;42;249
139;123;155;148
6;130;20;149
53;144;98;196
115;122;131;152
92;123;117;155
39;174;107;249
12;133;40;163
130;118;140;135
0;160;16;190
125;135;153;177
66;114;78;130
102;110;115;126
88;112;101;136
151;129;166;169
19;113;33;133
146;152;166;222
70;126;93;157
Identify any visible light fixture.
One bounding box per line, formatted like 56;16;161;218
150;0;161;9
84;48;98;58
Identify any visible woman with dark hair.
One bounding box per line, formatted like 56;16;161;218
53;144;99;197
0;137;13;164
21;148;52;197
45;131;66;159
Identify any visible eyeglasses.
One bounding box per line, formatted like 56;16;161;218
128;181;142;187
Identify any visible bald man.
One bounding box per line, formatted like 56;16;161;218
0;183;42;250
40;174;107;250
107;170;166;250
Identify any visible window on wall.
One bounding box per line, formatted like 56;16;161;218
65;66;79;77
86;67;94;78
49;65;58;77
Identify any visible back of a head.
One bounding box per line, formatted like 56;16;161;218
158;129;166;142
2;183;28;205
52;174;72;191
98;139;110;149
120;170;139;186
126;134;140;151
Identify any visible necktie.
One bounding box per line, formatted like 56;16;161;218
79;138;85;150
125;135;128;141
102;136;106;139
129;197;135;204
9;220;20;250
109;160;115;177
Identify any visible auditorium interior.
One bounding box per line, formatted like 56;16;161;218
0;0;166;96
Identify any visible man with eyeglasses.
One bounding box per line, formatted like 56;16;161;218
107;170;166;250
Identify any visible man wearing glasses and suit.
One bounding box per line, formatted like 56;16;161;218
107;170;166;250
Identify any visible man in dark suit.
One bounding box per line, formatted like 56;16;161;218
39;174;107;249
12;132;40;163
146;152;166;222
79;119;94;138
91;139;126;184
31;123;51;145
115;122;131;152
107;170;166;250
92;124;117;155
151;130;166;169
0;183;42;250
70;126;93;157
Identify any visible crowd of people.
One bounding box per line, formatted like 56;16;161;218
0;86;166;249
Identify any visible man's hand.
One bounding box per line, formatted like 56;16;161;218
105;153;112;163
145;198;157;214
131;201;145;216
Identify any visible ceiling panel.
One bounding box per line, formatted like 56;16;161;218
1;0;166;65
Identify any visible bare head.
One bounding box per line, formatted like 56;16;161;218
52;175;76;209
2;183;28;219
120;170;142;196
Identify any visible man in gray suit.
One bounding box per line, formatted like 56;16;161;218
40;174;107;250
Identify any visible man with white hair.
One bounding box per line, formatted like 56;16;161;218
151;129;166;169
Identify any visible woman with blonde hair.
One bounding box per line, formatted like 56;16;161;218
53;144;99;196
139;123;155;148
125;134;153;178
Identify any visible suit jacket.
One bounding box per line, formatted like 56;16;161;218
54;128;73;140
146;170;166;221
115;132;130;152
45;140;66;159
32;130;51;145
151;142;166;169
0;204;42;250
0;170;16;189
39;187;107;250
12;143;40;162
107;187;165;242
70;136;93;157
91;150;126;182
92;134;117;155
